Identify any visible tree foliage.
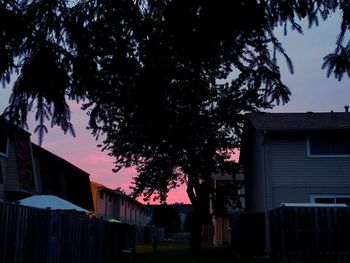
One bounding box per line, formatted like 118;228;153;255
1;0;349;219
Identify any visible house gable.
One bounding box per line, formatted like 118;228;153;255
0;118;36;200
241;112;350;213
32;144;94;211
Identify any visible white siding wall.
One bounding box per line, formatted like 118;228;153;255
268;135;350;209
0;157;6;177
4;140;20;191
93;187;147;225
245;130;266;212
96;191;107;218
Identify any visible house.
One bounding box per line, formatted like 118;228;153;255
31;144;94;211
0;117;94;211
239;111;350;252
0;118;38;201
210;170;244;246
90;181;148;225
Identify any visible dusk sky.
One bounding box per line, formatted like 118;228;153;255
1;12;350;204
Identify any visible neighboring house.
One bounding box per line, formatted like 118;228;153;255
0;117;94;211
240;111;350;251
32;144;94;211
0;118;38;201
210;169;244;246
90;181;148;225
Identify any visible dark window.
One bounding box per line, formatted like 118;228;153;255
335;198;350;206
99;191;104;200
109;195;113;202
121;198;124;205
0;131;8;156
309;135;350;155
315;197;334;204
314;196;350;206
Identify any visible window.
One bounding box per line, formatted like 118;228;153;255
307;135;350;156
311;194;350;206
109;195;113;203
121;198;124;205
0;131;8;157
99;191;104;200
314;197;333;204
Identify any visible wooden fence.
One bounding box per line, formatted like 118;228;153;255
270;206;350;262
0;201;162;263
229;212;266;256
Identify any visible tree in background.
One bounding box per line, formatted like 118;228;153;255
151;204;181;236
1;0;350;251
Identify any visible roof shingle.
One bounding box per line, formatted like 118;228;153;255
246;112;350;131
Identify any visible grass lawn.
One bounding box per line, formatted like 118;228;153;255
133;240;278;263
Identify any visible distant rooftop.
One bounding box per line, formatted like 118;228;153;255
246;112;350;131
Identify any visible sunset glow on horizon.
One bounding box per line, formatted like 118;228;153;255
39;127;240;205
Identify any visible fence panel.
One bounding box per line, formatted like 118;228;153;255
230;212;266;256
270;206;350;262
0;201;158;263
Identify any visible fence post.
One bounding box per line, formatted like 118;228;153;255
47;210;58;263
280;206;286;260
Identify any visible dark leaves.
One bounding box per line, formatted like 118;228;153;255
322;44;350;81
0;0;349;202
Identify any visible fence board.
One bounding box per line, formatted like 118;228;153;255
0;201;163;263
230;212;266;256
270;206;350;262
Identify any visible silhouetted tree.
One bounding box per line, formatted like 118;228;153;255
1;0;349;251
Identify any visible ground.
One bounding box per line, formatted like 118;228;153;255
133;240;281;263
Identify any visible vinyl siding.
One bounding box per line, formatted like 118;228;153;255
0;157;6;184
268;135;350;209
244;129;266;212
13;132;35;191
4;140;20;190
271;186;350;208
0;157;6;199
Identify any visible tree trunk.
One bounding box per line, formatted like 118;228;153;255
187;178;212;253
189;202;202;253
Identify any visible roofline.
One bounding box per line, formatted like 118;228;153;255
90;181;147;209
254;128;350;132
0;117;32;136
32;143;90;177
5;189;36;195
245;112;350;132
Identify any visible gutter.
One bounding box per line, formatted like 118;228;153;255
262;130;271;256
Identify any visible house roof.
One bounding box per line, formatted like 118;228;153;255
31;143;90;177
18;194;88;212
32;143;94;210
91;181;147;210
0;117;31;136
91;181;131;197
246;112;350;131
